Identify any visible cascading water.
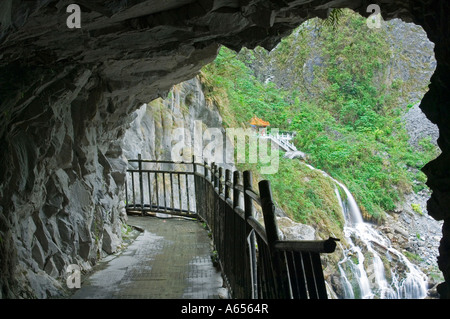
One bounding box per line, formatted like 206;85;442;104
304;164;428;299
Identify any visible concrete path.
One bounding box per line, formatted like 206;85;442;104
71;215;227;299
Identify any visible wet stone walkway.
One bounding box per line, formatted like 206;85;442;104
71;215;227;299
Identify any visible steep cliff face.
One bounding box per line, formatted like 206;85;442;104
243;17;436;107
1;0;450;298
0;68;129;298
122;77;225;163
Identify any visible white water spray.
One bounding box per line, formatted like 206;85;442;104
305;164;428;299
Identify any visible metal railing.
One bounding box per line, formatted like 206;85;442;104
126;155;196;216
125;155;338;299
260;132;297;152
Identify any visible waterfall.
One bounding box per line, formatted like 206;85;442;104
336;182;428;299
305;164;429;299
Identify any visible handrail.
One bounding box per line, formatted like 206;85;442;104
125;154;338;299
260;133;297;151
274;237;338;254
244;188;261;205
128;159;195;164
127;169;193;174
247;216;268;245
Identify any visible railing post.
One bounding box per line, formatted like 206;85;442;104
243;171;254;222
211;162;218;243
192;155;196;214
259;180;290;298
219;167;223;196
211;162;214;184
204;160;208;180
258;180;279;248
125;177;128;210
233;171;240;209
202;160;209;222
225;169;231;200
138;153;144;216
212;162;217;190
243;170;258;298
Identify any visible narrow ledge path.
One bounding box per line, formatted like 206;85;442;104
71;215;227;299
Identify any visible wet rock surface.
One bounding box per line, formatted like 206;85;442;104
1;0;450;298
380;210;443;288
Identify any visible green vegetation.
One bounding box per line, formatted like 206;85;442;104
411;203;423;215
265;158;345;235
121;223;134;239
403;250;424;263
201;50;290;129
200;10;439;232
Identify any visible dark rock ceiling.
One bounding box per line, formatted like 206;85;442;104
0;0;449;298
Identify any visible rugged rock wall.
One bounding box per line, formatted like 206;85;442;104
122;77;225;163
1;0;450;298
0;67;129;298
244;17;436;105
403;103;439;149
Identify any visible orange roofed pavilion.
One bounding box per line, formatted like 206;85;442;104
249;116;270;127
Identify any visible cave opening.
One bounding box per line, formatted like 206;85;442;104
0;1;449;300
123;9;442;299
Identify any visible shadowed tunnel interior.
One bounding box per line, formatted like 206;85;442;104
0;0;449;299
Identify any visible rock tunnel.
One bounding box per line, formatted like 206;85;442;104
0;0;449;299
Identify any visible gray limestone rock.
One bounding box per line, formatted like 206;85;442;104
277;216;316;241
284;150;307;160
403;102;439;148
0;0;449;299
102;224;120;255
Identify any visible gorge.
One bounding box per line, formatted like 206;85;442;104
1;1;450;300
